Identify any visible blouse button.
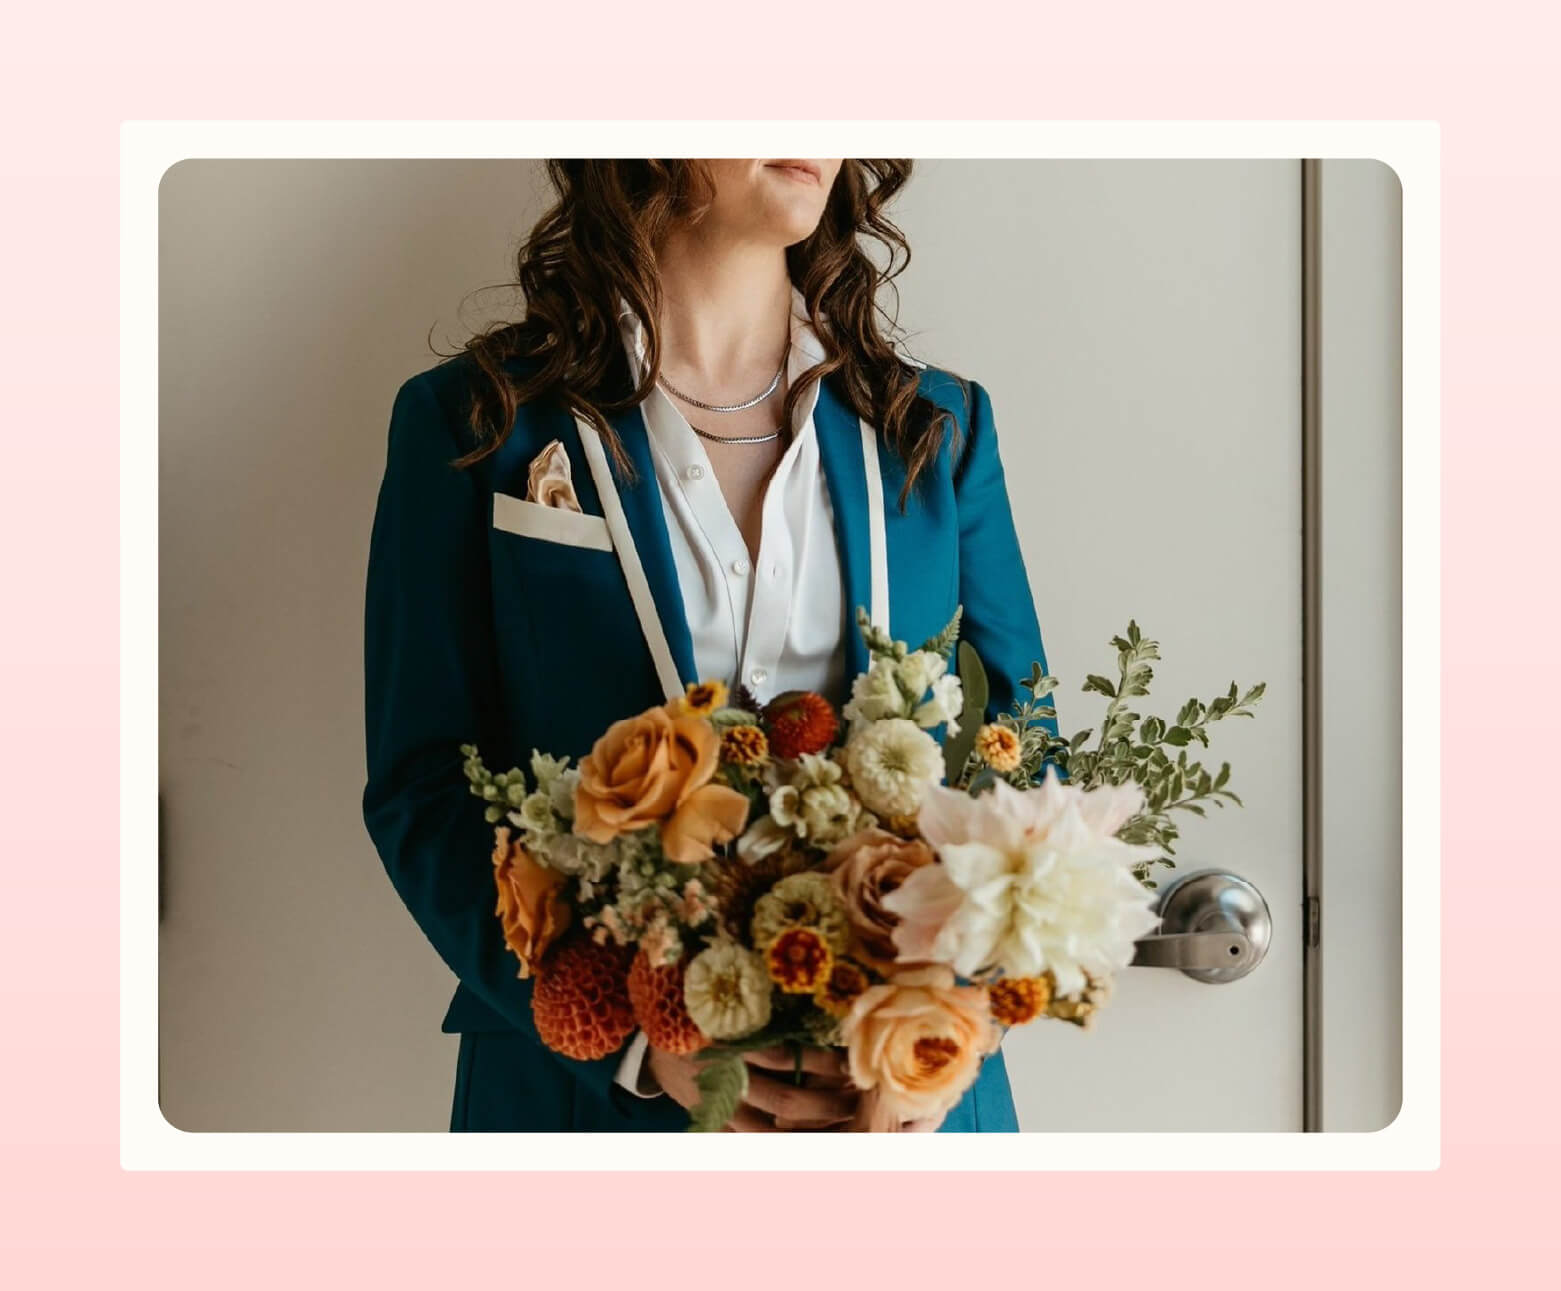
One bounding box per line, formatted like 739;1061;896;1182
750;667;769;687
686;464;705;482
730;557;751;577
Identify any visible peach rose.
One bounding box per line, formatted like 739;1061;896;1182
826;828;936;963
492;826;570;978
840;964;999;1127
574;703;751;863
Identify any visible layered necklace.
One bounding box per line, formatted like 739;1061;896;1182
658;353;787;446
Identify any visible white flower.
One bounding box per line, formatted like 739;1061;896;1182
885;767;1160;995
537;830;624;881
548;766;580;820
895;650;945;700
843;657;906;726
913;672;965;737
529;750;570;790
843;718;944;819
737;753;873;860
735;814;792;863
684;941;773;1040
846;650;963;737
515;790;559;838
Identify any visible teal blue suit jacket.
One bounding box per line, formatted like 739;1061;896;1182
361;349;1059;1132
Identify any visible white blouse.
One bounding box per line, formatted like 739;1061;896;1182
611;286;849;1095
616;286;849;705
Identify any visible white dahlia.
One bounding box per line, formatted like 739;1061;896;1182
843;718;944;818
885;766;1161;995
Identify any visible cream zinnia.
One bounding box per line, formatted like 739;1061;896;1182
843;718;943;819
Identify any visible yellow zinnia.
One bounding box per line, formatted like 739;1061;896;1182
675;680;729;718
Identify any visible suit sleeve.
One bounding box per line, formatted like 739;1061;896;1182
361;372;632;1108
953;378;1064;766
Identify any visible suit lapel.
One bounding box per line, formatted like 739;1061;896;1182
814;374;876;681
593;400;700;693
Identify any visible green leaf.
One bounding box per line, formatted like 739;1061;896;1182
687;1053;748;1133
966;767;999;796
1163;726;1192;747
1083;674;1117;698
944;641;990;784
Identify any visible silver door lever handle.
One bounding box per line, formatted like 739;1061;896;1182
1130;869;1272;984
1133;930;1253;971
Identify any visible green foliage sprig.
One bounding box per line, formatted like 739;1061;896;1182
459;743;527;825
966;622;1265;888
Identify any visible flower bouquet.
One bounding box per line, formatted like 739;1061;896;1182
462;610;1264;1132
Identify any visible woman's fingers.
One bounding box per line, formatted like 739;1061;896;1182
725;1106;781;1132
773;1115;853;1131
741;1070;859;1123
744;1046;852;1080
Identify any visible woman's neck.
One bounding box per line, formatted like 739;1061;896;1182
655;229;793;391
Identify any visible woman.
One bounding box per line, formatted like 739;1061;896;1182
361;159;1059;1132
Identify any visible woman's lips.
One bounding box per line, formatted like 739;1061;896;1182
765;160;821;185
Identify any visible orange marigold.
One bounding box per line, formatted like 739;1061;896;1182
627;951;706;1055
765;926;834;994
764;690;839;759
974;723;1023;773
720;723;769;769
987;975;1052;1027
815;958;873;1016
531;936;636;1060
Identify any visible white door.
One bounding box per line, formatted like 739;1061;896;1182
893;159;1400;1132
156;158;1400;1133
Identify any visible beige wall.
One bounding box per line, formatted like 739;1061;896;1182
158;161;550;1129
158;160;1399;1131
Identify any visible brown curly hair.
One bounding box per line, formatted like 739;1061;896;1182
443;160;959;507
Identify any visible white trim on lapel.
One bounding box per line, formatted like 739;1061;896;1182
575;417;685;702
859;417;890;632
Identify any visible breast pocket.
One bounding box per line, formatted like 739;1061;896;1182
488;491;632;688
491;491;613;552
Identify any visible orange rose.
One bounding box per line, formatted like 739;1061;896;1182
841;964;999;1127
826;828;937;963
574;703;751;863
492;826;570;978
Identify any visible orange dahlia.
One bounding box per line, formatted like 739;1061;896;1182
987;975;1051;1027
531;936;636;1060
765;926;834;994
764;690;839;759
627;951;706;1055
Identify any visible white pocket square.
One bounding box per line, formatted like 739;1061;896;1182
526;439;582;512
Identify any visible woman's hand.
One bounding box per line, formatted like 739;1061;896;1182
739;1046;860;1131
646;1044;863;1131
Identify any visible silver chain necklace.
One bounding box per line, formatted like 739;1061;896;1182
690;422;783;447
657;356;786;413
